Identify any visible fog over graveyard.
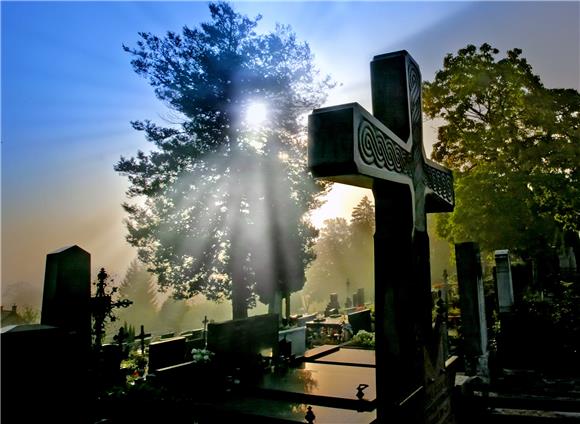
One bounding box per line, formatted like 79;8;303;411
2;2;577;326
1;2;579;423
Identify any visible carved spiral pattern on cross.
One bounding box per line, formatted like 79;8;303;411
408;63;422;128
358;119;410;174
425;166;454;204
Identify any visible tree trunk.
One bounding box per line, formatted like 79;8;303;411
268;290;282;323
227;125;249;321
284;290;291;321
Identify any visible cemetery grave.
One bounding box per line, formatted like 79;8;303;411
104;47;459;424
309;49;456;423
4;44;579;424
3;50;460;424
451;244;580;424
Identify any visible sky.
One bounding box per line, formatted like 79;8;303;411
2;1;579;309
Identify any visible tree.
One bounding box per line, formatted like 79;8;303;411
350;195;375;234
304;196;376;306
423;43;580;265
19;307;40;324
305;218;352;303
157;298;191;335
116;2;333;319
347;196;374;299
113;259;158;334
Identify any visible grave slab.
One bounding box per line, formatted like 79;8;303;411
312;347;376;368
254;362;376;412
198;397;377;423
303;344;340;361
148;336;187;371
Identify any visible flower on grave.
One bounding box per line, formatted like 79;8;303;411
350;330;375;348
191;348;215;365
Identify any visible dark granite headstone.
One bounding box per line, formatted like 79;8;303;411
455;242;489;378
348;308;372;335
1;324;83;423
494;251;527;370
148;336;187;372
325;293;341;316
101;343;124;385
207;313;279;359
494;249;514;313
356;288;365;306
41;245;91;354
345;296;353;309
329;293;340;309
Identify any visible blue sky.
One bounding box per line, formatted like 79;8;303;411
2;1;579;306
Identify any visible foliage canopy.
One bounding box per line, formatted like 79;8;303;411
116;2;333;318
424;43;579;259
304;196;374;305
113;260;158;334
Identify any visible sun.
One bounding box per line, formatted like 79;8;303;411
245;102;268;127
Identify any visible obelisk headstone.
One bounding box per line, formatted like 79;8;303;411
41;245;92;353
494;249;514;313
455;242;489;379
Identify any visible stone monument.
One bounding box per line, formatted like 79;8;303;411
494;249;514;313
41;245;92;354
455;242;489;379
309;50;454;423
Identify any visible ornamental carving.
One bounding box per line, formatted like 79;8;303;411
424;165;454;204
358;119;411;175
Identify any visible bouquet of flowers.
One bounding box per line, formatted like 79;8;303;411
191;348;215;364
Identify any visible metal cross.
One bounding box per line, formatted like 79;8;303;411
135;325;151;355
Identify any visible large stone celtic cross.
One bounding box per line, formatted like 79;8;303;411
309;51;454;423
308;51;453;226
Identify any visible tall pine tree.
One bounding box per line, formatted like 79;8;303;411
116;3;333;318
115;259;158;333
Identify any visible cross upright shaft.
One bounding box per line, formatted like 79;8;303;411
308;50;454;423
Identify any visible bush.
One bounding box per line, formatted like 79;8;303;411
507;280;580;374
350;330;375;348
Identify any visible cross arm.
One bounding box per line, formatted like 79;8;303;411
308;102;413;189
424;159;454;213
308;102;454;213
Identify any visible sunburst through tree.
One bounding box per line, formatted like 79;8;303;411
116;2;334;319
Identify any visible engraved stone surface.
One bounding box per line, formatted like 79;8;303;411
259;361;376;407
495;249;515;313
309;50;456;423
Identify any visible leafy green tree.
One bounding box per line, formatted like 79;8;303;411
116;2;333;319
423;43;580;264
